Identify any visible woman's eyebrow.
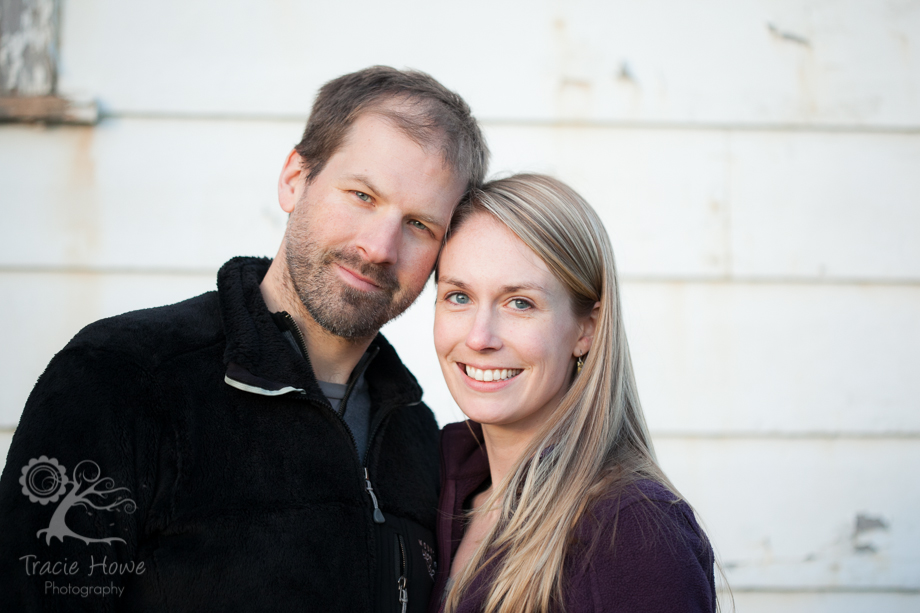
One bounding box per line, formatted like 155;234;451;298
500;283;549;295
437;277;468;288
437;277;548;295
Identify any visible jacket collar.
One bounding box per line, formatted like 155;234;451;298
431;421;492;609
440;421;490;486
217;256;423;409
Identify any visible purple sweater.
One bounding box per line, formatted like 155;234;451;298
429;422;716;613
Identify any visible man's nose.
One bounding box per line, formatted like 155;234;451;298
465;308;502;353
355;213;401;265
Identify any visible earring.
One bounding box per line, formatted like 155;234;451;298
576;354;585;374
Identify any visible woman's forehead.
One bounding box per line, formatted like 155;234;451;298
438;214;568;297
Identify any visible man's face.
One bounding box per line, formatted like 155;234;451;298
283;113;466;339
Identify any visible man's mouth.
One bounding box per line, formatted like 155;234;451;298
325;250;399;294
337;264;381;291
463;364;522;382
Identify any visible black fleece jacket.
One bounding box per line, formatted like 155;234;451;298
0;257;440;612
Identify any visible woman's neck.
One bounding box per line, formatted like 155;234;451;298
447;423;544;581
480;424;540;494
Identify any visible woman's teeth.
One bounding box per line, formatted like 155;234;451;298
465;365;521;382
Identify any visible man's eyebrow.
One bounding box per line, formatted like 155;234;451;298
413;211;448;231
347;174;384;198
347;173;447;231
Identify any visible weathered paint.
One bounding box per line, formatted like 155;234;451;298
4;121;919;280
656;438;920;590
729;592;920;613
53;0;920;126
0;0;57;96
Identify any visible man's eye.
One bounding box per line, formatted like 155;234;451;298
355;191;371;202
510;299;532;310
409;219;428;231
447;293;470;305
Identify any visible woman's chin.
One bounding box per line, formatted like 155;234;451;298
457;406;546;435
457;404;518;428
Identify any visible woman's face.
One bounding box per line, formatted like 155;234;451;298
434;213;595;438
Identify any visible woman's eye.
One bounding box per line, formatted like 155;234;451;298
510;298;532;310
447;293;470;305
355;191;371;202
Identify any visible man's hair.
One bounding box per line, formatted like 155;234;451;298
295;66;489;191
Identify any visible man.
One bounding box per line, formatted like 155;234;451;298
0;66;488;612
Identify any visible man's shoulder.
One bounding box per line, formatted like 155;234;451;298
65;290;223;368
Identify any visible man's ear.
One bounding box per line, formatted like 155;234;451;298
574;301;601;358
278;150;308;213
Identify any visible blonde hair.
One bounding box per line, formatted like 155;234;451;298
442;174;678;613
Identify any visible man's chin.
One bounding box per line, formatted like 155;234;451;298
303;300;388;340
296;278;419;339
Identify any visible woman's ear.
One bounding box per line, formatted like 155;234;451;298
278;150;308;213
574;301;601;358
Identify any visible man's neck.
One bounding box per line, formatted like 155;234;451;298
260;250;375;385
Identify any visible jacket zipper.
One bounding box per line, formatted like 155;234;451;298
282;311;310;364
397;534;408;613
283;312;391;524
364;468;385;524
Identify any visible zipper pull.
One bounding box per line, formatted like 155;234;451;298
397;533;409;613
398;575;408;613
364;468;386;524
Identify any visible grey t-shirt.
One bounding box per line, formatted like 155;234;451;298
275;315;374;460
317;376;371;460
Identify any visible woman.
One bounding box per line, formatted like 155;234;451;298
429;174;716;613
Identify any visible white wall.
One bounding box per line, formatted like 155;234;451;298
2;1;918;609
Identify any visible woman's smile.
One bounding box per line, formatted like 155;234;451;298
461;364;523;382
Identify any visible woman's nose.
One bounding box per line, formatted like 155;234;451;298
465;308;502;352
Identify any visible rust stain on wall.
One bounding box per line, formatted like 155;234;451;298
552;16;597;119
57;126;101;263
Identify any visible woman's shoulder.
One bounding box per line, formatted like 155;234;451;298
567;479;716;613
577;478;710;559
583;479;693;527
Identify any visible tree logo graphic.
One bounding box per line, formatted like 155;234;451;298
19;456;136;545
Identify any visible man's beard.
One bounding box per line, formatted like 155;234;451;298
284;223;422;340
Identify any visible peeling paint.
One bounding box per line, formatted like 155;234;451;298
0;0;59;96
767;22;811;47
852;513;890;555
855;514;889;534
617;61;636;83
721;513;897;575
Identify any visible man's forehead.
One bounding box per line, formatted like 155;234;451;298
344;107;456;176
339;116;459;184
